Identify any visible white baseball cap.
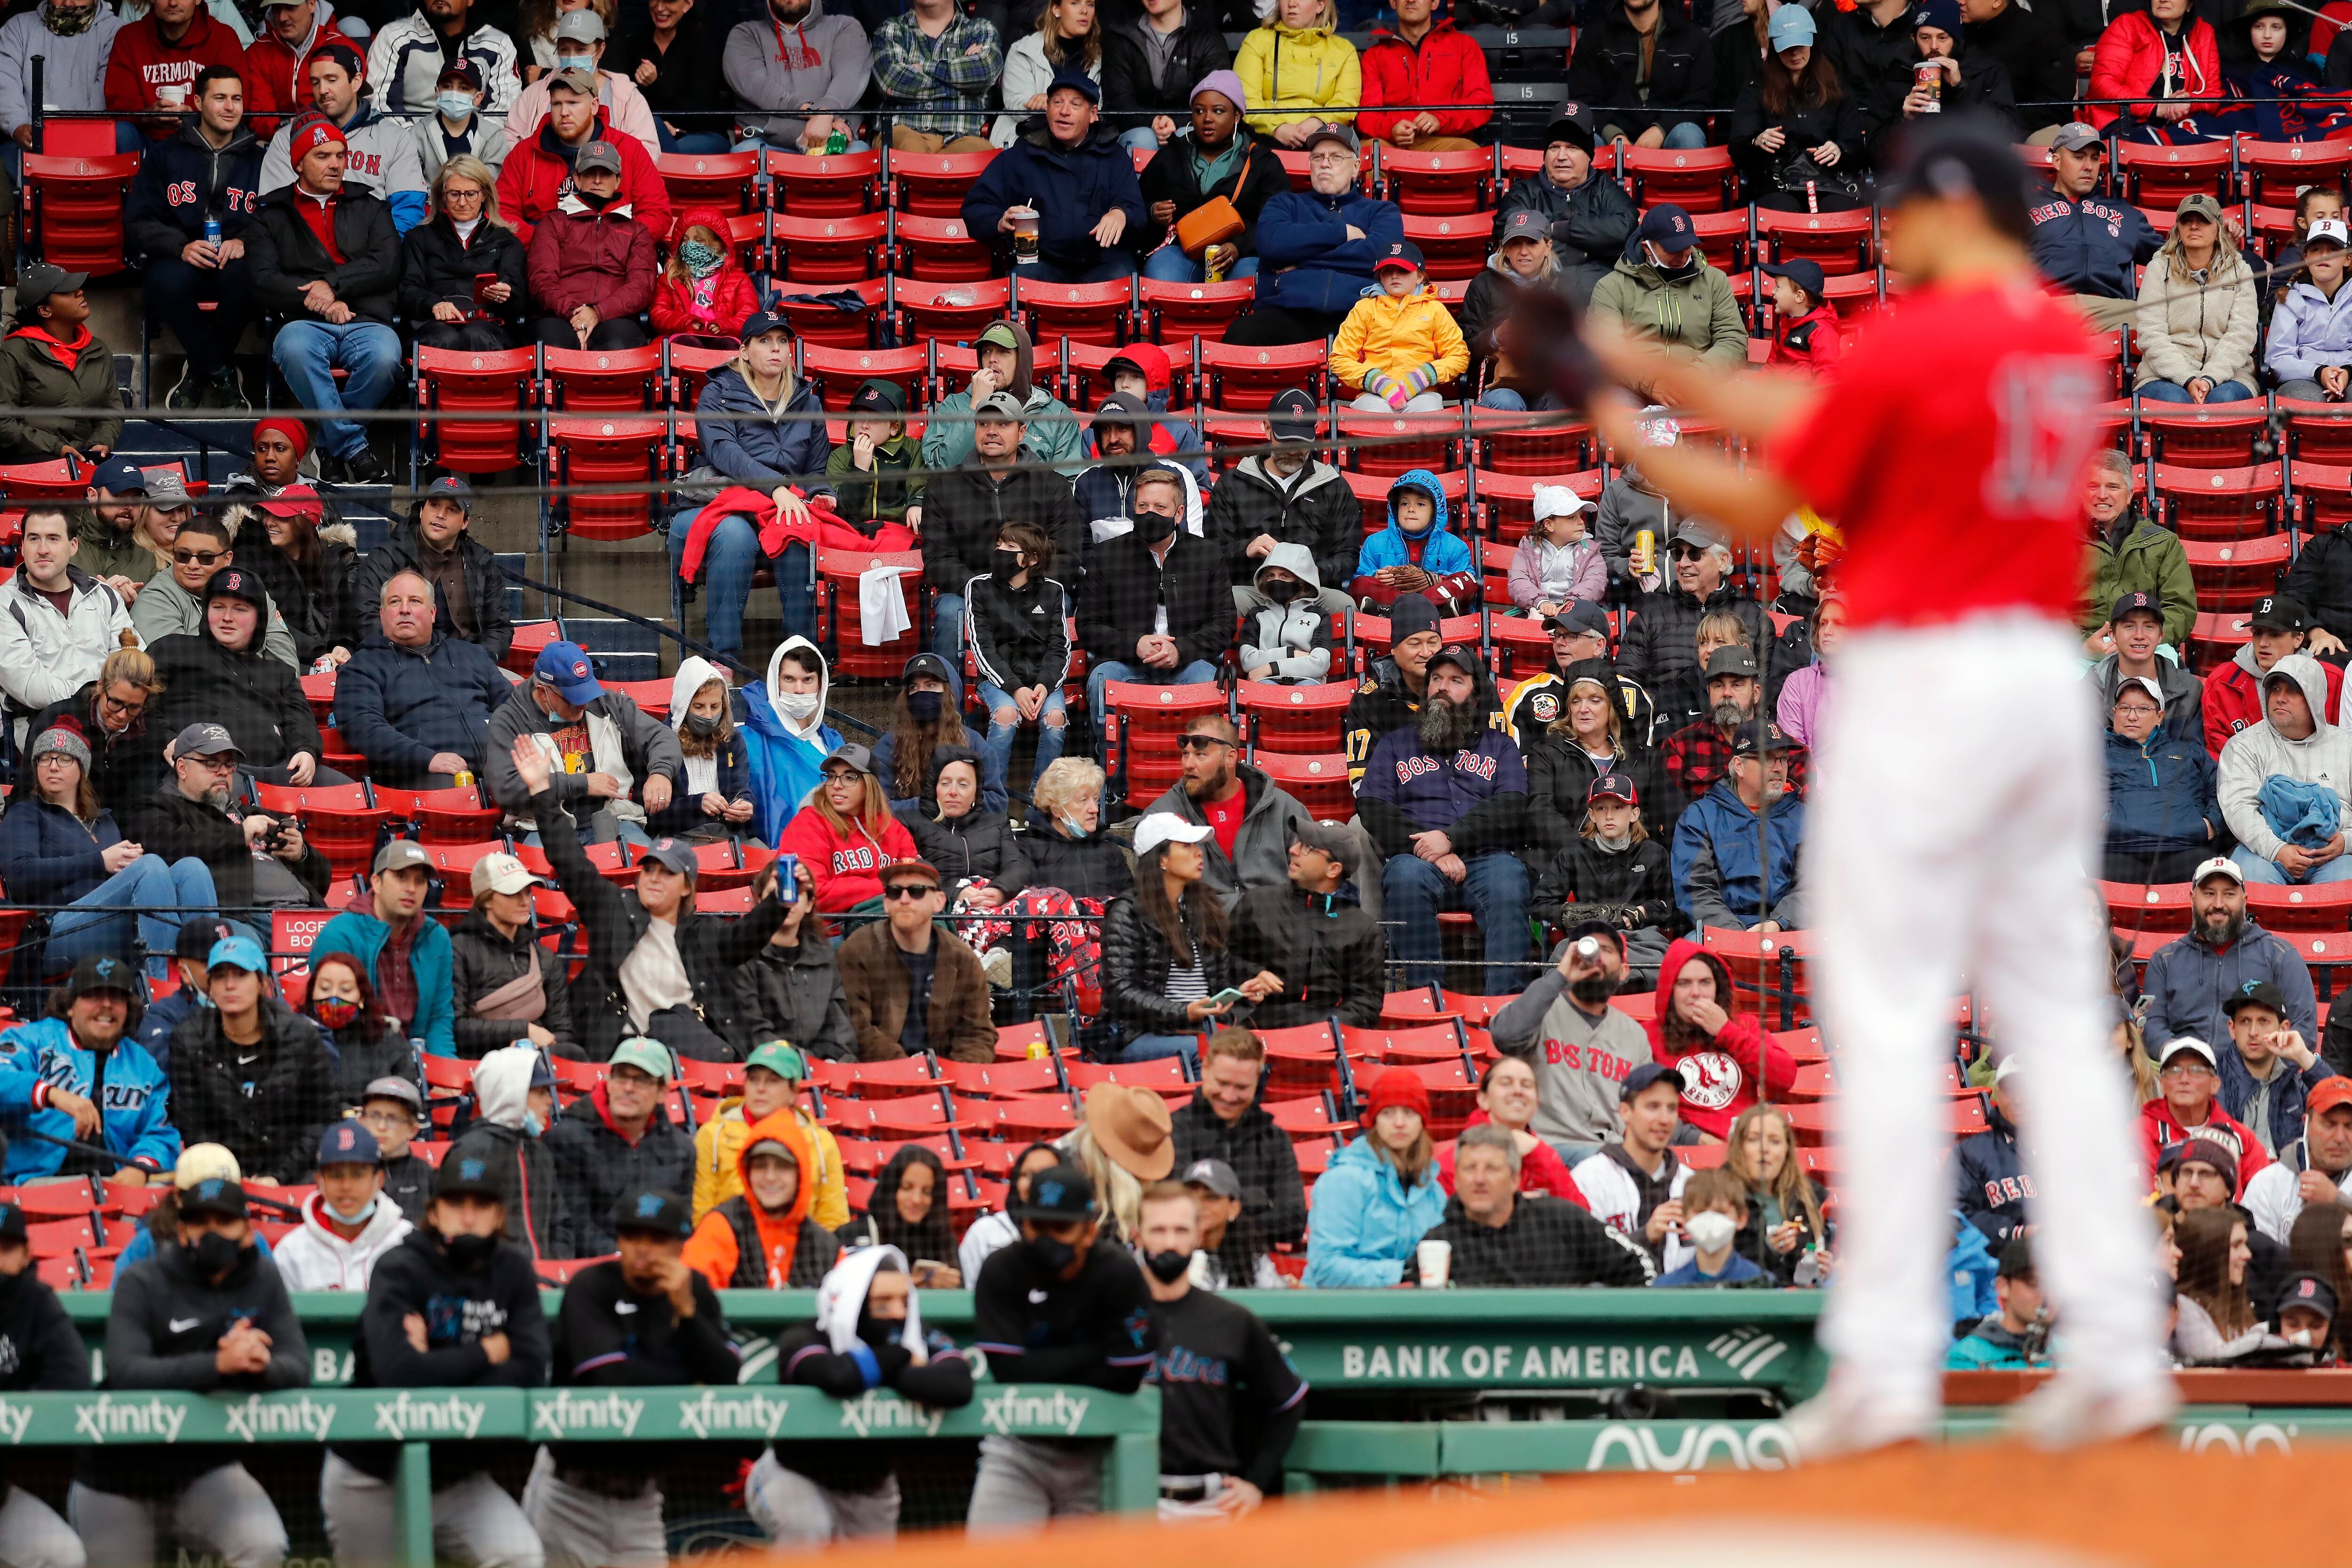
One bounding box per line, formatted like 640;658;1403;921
2192;855;2245;887
2158;1035;2219;1071
1532;485;1592;523
470;852;544;899
1133;812;1214;860
1992;1056;2022;1085
2309;218;2351;249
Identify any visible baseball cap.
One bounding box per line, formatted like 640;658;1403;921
174;722;242;761
1705;646;1761;681
2114;674;2164;708
2311;1076;2352;1115
1268;387;1319;445
470;852;542;899
1669;516;1724;550
1621;1061;1687;1102
2049;122;2104;153
1373;241;1425;274
881;860;942;892
533;640;604;704
548;64;598;96
437;57;485;90
2110;590;2161;624
1766;4;1813;47
207;935;267;974
175;1144;242;1189
1993;1055;2024;1085
638;836;700;878
973;390;1028;420
1547;601;1610;638
849;378;906;416
820;742;875;780
608;1036;675;1082
2192;855;2245;887
363;1076;424;1114
2177;191;2224;226
1289;820;1355;873
145;470;192;508
1996;1235;2035;1281
435;1152;505;1201
1589;772;1640;806
1563;916;1626;955
1133;812;1214;859
2309;218;2352;250
1181;1158;1241;1200
745;1041;808;1081
423;474;474;513
1427;643;1482;680
1532;484;1591;523
574;139;624;177
554;8;605;40
180;1177;248;1219
14;261;87;317
1046;65;1100;102
977;321;1022;353
1761;258;1826;301
92;456;148;495
2157;1035;2220;1071
1499;209;1549;245
258;485;325;524
1304;123;1358;154
177;918;235;962
318;1120;382;1168
738;310;794;342
1730;719;1795;756
0;1204;26;1245
2281;1273;2339;1321
1018;1162;1098;1221
2224;979;2289;1018
63;955;136;1002
373;838;431;876
2250;593;2309;633
202;568;269;609
742;1138;799;1167
1636;204;1697;251
1541;110;1595;152
612;1187;693;1239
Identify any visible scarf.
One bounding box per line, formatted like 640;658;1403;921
40;2;96;35
8;322;90;368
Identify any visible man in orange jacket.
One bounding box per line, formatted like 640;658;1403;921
681;1109;843;1289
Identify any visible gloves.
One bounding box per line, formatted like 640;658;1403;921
1363;369;1409;411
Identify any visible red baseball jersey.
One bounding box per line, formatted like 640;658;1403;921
1766;277;2105;631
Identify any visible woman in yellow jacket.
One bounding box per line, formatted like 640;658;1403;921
1237;0;1361;144
1330;244;1471;411
690;1040;850;1229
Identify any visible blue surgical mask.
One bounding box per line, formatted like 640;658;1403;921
1058;812;1090;840
557;52;594;69
522;1110;545;1138
435;90;475;121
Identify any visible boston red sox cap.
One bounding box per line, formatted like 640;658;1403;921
1636;204;1696;251
2109;590;2162;624
1589;772;1640;806
2251;593;2308;633
1427;643;1481;679
1373;241;1426;274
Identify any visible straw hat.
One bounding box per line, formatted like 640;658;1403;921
1084;1084;1174;1180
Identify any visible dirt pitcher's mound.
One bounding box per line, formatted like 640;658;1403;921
812;1437;2342;1568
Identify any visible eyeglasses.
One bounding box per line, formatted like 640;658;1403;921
98;689;147;716
184;754;236;773
882;883;936;901
173;548;223;567
2159;1060;2214;1078
1176;735;1234;753
357;1107;412;1128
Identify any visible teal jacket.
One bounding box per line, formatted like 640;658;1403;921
312;909;456;1059
1945;1316;2034;1371
0;1017;180;1182
1303;1134;1448;1288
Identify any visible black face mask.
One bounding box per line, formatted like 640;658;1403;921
1263;580;1303;605
1135;510;1178;544
993;548;1025;577
683;712;720;738
907;689;943;724
1027;1233;1078;1274
1143;1249;1192;1283
445;1232;498;1270
190;1230;246;1277
857;1312;903;1349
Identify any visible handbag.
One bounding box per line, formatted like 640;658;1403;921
1175;146;1255;257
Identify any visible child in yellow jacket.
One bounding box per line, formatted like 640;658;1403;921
1330;241;1471;412
691;1041;850;1229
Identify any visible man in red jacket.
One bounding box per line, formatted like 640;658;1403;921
1357;0;1492;151
243;0;354;127
105;0;246;145
2138;1035;2273;1197
2204;592;2346;758
524;140;656;350
494;68;671;242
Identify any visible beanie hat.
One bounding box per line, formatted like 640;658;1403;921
252;416;310;457
1390;593;1441;644
29;719;89;773
1361;1067;1431;1124
289;112;347;157
1190;68;1248;111
1912;0;1963;33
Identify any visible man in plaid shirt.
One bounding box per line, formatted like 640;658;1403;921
1661;645;1806;814
1401;1126;1653;1287
872;0;1001;152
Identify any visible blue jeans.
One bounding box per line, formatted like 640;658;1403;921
1476;388;1563;412
2139;379;2256;403
2237;850;2352;884
669;509;814;659
1660;123;1708;149
1117;1032;1201;1073
931;591;966;662
1019;251;1138;284
1383;849;1531;993
1085;659;1219;741
977;679;1069;784
272;319;401;461
658;123;734;153
45;855;217;977
1141;245;1261;283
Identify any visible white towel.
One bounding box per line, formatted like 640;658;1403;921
860;565;914;645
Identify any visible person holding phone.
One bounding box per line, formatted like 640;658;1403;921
400;156;526;350
1101;812;1280;1072
834;1145;962;1286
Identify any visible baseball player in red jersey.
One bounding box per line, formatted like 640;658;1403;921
1579;119;2176;1453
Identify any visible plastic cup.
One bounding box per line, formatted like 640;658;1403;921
1416;1238;1451;1288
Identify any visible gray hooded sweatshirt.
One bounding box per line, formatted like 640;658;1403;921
723;0;873;147
2217;652;2352;863
1238;541;1330;682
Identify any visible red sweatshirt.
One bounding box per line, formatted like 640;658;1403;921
243;17;356;126
1436;1108;1587;1205
1643;937;1800;1140
2139;1094;2273;1197
1357;20;1494;141
776;803;919;912
1770;303;1842;378
106;9;247;135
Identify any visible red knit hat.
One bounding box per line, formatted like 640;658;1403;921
1361;1067;1430;1124
253;416;309;457
289;112;347;158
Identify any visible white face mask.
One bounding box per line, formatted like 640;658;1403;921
778;691;822;722
1685;1209;1738;1254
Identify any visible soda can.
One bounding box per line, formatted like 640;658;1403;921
452;770;474;788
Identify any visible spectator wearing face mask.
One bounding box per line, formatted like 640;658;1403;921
271;1121;412;1291
1648;1167;1768;1287
1587;205;1749;395
445;1043;559;1258
650;655;758;843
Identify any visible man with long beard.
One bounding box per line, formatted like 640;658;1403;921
1355;644;1531;992
1490;919;1654;1164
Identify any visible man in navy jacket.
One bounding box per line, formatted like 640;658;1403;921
1229;124;1404;346
2103;675;2222;885
125;62;263;412
335;567;514;788
962;70;1146;284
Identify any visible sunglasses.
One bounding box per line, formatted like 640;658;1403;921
882;883;937;901
174;548;224;567
1668;544;1705;561
1176;735;1234;753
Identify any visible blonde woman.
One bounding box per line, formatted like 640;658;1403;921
1236;0;1359;144
2134;191;2258;404
993;0;1104;146
401;157;527;351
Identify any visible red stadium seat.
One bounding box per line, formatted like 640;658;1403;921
1620;145;1738;213
1336;410;1460;477
540;343;660;413
1756;207;1875;275
891;212;994;280
800;342;929;409
771;212;886;284
1342;465;1469;534
2239;138;2352;208
548;416;663;541
1248;749;1351;820
413;346;536;474
657;151;760;212
299;671;336;721
1400;213;1490;281
1472;467;1603;544
252;783;383;879
1470;406;1593;477
2245;880;2352;931
2188;608;2254;670
2099;879;2195;931
1016;276;1134;346
1139;278;1255;345
1376;145;1492;214
1486;610;1554;677
2150;460;2282;540
2139;402;2270;469
890;149;996;215
1689;207;1752;273
1236;679;1354;753
764;147;881;216
371;785;502;844
816;548;921;678
2293;459;2352;528
23;152;137;273
2286;400;2352;466
2182;532;2292;611
896;278;1012;344
774;276;887;348
1200;338;1327;409
1100;680;1228;805
2117;139;2233;205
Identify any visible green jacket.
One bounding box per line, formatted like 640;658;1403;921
0;327;120;460
2081;510;2198;645
824;435;926;526
920;386;1086;477
1587;251;1750;376
73;510;165;587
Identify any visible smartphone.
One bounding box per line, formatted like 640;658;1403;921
1207;987;1249;1008
471;272;498;304
912;1259;948;1286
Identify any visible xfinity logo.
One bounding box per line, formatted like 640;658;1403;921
838;1390;941;1439
224;1394;336;1444
0;1399;33;1445
980;1386;1089;1437
532;1390;643;1441
673;1390;789;1441
73;1395;186;1444
372;1392;488;1441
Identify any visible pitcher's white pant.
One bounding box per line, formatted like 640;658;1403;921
0;1484;86;1568
1811;616;2169;1418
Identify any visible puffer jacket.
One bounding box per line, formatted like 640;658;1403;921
1302;1134;1448;1287
1726;80;1869;205
2268;275;2352;386
2082;507;2199;645
1351;468;1480;610
167;997;336;1185
1492;168;1637;308
1357;19;1491;141
2134;235;2260;392
398;213;530;339
1228;880;1383;1029
1102;890;1247;1037
693;362;836;496
1618;583;1768;700
747;931;858;1064
1205;452;1360;590
0;324;120;460
2217;652;2352;863
1235;19;1360;132
1238;542;1334;682
1588;242;1750;377
2104;721;2220;857
1330;280;1471;402
2089;7;2222;127
525;193;658;325
1138;127;1290;262
1253;187;1406;318
908;748;1032;894
448;906;579;1060
1461;248;1558;398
